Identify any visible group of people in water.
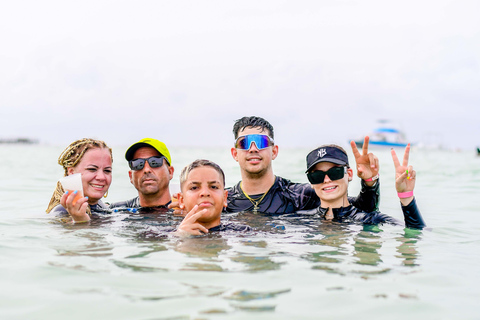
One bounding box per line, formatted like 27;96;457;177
46;116;426;236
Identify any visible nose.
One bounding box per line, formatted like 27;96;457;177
248;142;260;152
96;170;107;181
199;186;210;197
142;161;153;173
323;174;332;183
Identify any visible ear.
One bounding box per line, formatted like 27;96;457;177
178;192;184;207
168;166;174;180
347;167;354;182
223;189;228;207
271;145;279;160
128;170;134;184
231;147;239;162
67;167;75;175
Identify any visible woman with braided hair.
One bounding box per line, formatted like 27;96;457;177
46;138;113;223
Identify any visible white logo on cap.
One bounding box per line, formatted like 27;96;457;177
317;148;327;158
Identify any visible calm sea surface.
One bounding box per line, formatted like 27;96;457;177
1;144;479;320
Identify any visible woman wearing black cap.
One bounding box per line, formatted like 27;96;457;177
304;143;425;229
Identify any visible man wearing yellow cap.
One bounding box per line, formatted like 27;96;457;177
110;138;175;210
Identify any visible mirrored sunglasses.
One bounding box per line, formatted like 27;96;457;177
235;134;274;150
307;166;347;184
129;156;166;171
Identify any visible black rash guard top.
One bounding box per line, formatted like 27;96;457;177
225;176;380;214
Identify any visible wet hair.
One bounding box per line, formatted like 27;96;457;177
179;159;225;190
232;116;274;140
46;138;113;214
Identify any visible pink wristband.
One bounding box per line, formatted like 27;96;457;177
398;191;414;198
364;174;379;182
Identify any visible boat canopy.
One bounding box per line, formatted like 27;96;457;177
374;128;400;133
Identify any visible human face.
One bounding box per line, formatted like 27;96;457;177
231;127;278;177
179;166;228;228
128;147;174;198
68;148;112;205
310;162;353;206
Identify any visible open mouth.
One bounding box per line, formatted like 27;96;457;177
322;185;338;193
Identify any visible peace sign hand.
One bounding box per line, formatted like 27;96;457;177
391;144;415;204
175;205;209;237
350;136;379;186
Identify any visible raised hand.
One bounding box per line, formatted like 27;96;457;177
391;144;415;205
168;192;186;216
60;190;90;223
175;205;209;237
350;136;379;185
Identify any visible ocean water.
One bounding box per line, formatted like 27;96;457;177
1;144;479;320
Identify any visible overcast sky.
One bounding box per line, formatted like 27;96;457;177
1;0;479;151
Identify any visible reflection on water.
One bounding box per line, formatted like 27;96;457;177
49;210;422;278
38;209;424;318
396;229;422;267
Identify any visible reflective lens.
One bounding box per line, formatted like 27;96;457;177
129;156;166;171
235;134;274;150
307;166;347;184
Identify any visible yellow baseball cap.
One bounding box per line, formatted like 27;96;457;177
125;138;172;165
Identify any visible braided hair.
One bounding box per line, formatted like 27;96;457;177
46;138;113;214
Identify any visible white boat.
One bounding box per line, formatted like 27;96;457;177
354;121;408;148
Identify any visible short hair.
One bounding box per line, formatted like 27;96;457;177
179;159;226;190
232;116;274;140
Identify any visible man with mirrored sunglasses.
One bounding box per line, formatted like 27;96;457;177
109;138;175;212
300;144;425;229
226;116;381;214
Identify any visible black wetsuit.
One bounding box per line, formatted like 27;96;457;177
109;197;172;213
299;198;425;229
50;200;111;217
225;176;380;214
208;222;252;232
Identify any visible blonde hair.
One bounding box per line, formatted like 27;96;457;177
46;138;113;214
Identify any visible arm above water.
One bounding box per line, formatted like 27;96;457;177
349;137;380;212
392;144;425;229
401;197;426;229
348;179;380;212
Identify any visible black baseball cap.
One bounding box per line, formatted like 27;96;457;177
306;146;349;172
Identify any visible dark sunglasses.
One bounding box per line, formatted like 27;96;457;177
129;156;166;171
235;134;274;150
307;166;347;184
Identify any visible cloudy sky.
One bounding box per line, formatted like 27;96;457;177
1;0;479;151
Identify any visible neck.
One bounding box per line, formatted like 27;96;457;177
87;197;99;205
201;218;221;230
240;170;276;195
320;195;350;211
138;191;172;207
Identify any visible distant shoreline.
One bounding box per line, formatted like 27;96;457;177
0;138;39;144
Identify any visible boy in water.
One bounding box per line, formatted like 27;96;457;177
175;159;250;236
303;143;425;229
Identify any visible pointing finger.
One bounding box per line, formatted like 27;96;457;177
185;208;208;224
